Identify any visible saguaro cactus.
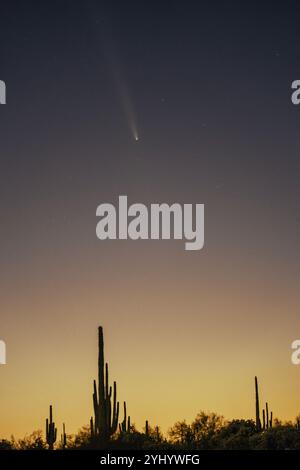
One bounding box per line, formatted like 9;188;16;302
61;423;67;449
92;327;119;441
145;420;149;437
46;405;57;450
266;402;269;429
262;403;273;430
90;416;95;438
119;401;131;434
255;376;261;431
254;378;274;431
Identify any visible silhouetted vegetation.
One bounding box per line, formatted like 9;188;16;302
1;326;300;450
4;415;300;450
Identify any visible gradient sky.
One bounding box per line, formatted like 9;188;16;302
1;0;300;439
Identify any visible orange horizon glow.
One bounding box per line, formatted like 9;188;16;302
1;243;300;439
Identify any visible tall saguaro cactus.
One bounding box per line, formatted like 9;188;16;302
255;376;261;431
92;327;119;441
46;405;57;450
254;377;274;431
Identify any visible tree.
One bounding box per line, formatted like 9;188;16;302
168;420;194;446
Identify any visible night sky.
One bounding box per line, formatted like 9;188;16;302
1;0;300;437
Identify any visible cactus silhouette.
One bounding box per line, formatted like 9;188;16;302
255;378;273;431
262;403;273;430
61;423;67;449
119;401;131;434
46;405;57;450
92;327;119;441
90;416;95;438
145;420;149;437
255;376;261;431
266;402;269;429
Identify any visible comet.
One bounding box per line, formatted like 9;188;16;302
88;7;139;141
116;75;139;142
97;20;139;141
